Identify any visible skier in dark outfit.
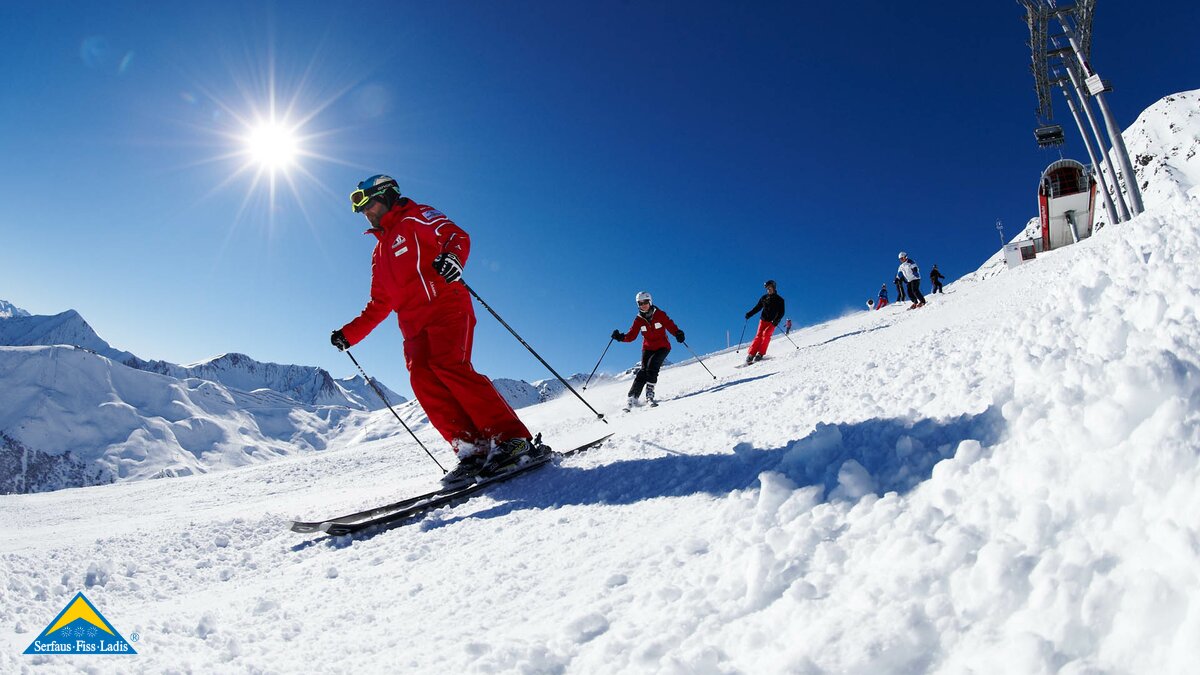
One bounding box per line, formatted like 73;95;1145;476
744;280;785;364
930;265;946;294
894;275;907;303
612;291;684;410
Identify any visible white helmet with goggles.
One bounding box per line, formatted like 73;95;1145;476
350;174;400;213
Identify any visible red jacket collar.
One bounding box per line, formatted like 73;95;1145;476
363;198;412;236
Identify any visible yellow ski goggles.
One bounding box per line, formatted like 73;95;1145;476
350;188;376;213
350;178;399;213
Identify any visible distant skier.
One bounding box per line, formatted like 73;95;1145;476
894;275;907;303
743;280;785;364
329;175;542;487
876;284;889;310
930;265;945;294
897;251;926;309
611;291;684;411
784;319;793;335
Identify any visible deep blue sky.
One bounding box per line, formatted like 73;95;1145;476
2;1;1197;399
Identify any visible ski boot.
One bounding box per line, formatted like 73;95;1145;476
753;354;763;363
645;384;658;407
745;354;754;366
480;435;547;477
623;395;637;412
442;453;486;487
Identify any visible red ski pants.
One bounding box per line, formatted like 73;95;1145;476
402;298;530;453
748;320;775;357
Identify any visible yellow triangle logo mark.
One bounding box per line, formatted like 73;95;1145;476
46;596;115;636
24;592;135;656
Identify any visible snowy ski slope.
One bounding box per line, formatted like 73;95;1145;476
2;91;1199;673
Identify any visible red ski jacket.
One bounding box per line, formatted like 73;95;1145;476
341;199;471;345
618;307;680;352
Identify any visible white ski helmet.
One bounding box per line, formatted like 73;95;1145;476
635;291;652;305
898;251;907;260
351;174;400;213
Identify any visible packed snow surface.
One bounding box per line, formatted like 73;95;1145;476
2;91;1199;672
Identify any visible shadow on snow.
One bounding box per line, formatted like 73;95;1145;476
805;325;887;349
669;373;775;402
423;405;1004;531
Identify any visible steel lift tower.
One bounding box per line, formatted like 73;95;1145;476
1020;0;1144;223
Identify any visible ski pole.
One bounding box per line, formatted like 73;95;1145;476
736;319;748;353
583;337;614;390
463;282;607;423
780;327;801;350
681;341;717;380
344;350;446;474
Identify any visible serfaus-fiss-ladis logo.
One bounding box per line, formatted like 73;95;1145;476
23;592;136;655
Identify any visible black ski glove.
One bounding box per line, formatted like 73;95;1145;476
433;252;463;284
611;329;623;341
745;311;753;320
674;331;685;343
330;329;350;351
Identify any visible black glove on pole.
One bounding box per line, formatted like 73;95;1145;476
583;337;615;390
343;349;446;474
432;253;463;284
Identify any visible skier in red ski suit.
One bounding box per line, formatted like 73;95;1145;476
611;291;684;409
330;175;534;484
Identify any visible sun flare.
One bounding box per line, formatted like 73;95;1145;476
244;121;300;170
181;41;363;232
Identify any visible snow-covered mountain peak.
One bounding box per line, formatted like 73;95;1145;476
131;350;405;411
0;307;135;362
184;351;254;368
1123;88;1200;207
0;299;30;318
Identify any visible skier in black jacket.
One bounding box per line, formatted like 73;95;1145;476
744;280;785;364
930;265;946;294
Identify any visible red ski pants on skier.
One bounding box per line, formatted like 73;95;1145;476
748;320;776;357
401;297;530;453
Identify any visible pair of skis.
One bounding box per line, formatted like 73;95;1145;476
289;433;613;536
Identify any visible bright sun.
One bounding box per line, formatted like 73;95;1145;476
188;49;346;228
244;121;300;170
